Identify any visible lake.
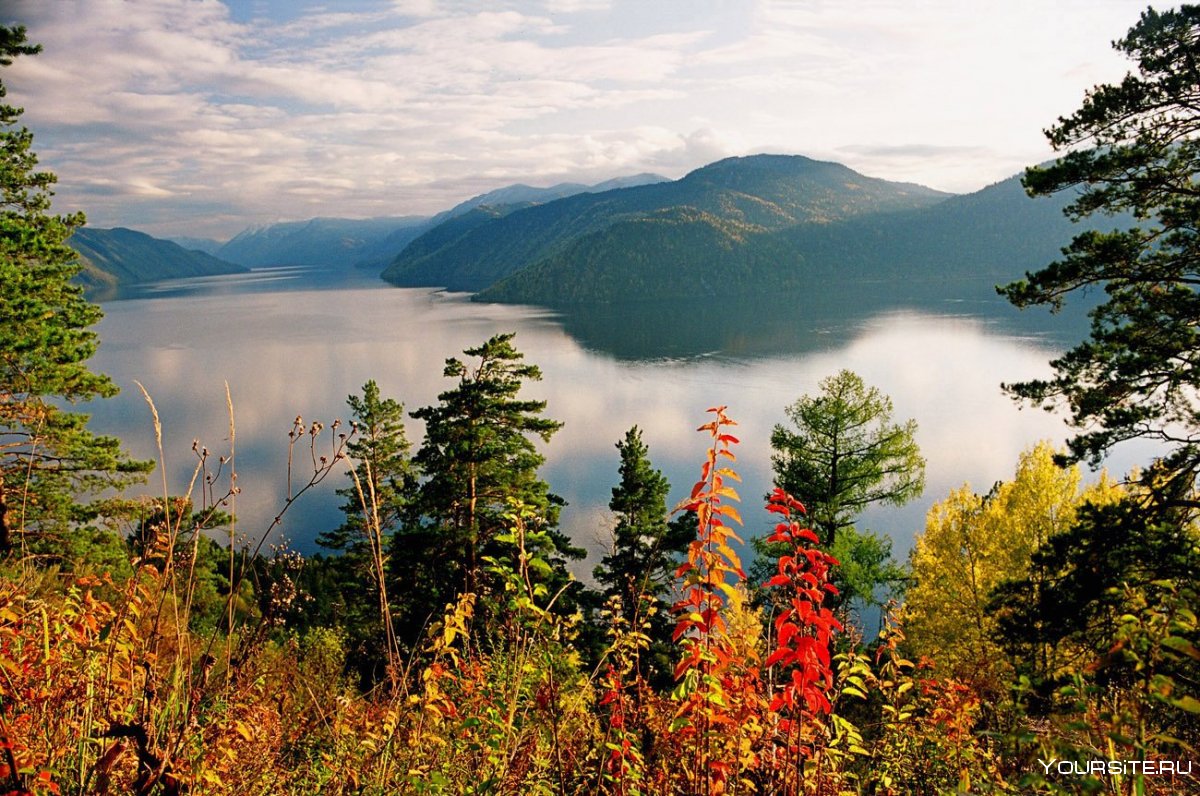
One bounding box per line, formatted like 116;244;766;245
84;267;1147;573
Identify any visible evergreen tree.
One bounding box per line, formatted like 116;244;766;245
756;370;922;615
390;333;579;646
313;380;413;679
319;380;413;563
1000;5;1200;494
769;370;925;545
593;426;690;681
0;26;149;555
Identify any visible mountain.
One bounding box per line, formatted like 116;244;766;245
473;169;1103;307
69;227;247;288
217;216;428;268
382;155;950;293
211;175;670;272
167;236;224;255
427;173;668;227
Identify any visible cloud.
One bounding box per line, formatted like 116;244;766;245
1;0;1157;236
543;0;612;12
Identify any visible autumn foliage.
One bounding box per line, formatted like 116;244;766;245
0;407;1195;794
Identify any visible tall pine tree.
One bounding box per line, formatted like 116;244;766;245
390;333;579;646
312;380;413;679
593;426;690;682
0;26;149;556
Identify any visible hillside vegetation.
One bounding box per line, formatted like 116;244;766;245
69;227;247;288
382;154;950;294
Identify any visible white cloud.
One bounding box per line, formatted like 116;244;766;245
1;0;1159;237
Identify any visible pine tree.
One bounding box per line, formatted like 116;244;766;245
593;426;689;681
769;370;924;546
313;381;413;679
390;333;579;645
1000;6;1200;492
319;380;413;564
0;26;149;556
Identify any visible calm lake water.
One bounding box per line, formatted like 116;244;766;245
84;267;1147;571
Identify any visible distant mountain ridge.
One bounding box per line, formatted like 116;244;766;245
66;173;670;288
382;154;950;293
69;227;246;288
69;157;1095;306
472;167;1089;306
216;216;429;268
427;173;667;227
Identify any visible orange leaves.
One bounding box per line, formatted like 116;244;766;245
668;406;808;794
672;407;746;646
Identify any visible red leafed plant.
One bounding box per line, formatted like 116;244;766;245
668;406;767;794
672;405;745;667
762;486;842;788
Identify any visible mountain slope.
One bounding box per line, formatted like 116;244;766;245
773;173;1083;282
167;236;224;255
478;207;797;303
217;216;428;267
382;154;950;292
426;173;668;227
475;172;1097;306
69;227;247;288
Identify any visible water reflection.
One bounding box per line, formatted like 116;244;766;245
550;277;1093;361
84;269;1129;571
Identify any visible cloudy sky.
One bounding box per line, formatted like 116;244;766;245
4;0;1155;240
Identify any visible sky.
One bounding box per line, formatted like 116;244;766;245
3;0;1158;240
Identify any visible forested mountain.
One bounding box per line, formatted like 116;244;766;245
426;172;667;228
216;216;429;267
771;171;1086;282
205;175;670;271
381;154;950;293
69;226;247;288
473;170;1092;306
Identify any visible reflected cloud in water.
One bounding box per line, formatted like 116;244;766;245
84;270;1139;572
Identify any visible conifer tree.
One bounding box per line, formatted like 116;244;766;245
319;380;413;565
593;426;690;680
391;333;579;645
0;26;149;555
756;370;922;615
313;381;413;676
769;370;924;546
1001;6;1200;495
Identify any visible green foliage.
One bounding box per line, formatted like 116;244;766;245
0;25;150;556
770;370;925;545
827;527;906;621
593;426;689;684
392;333;579;649
991;486;1200;699
1000;6;1200;488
